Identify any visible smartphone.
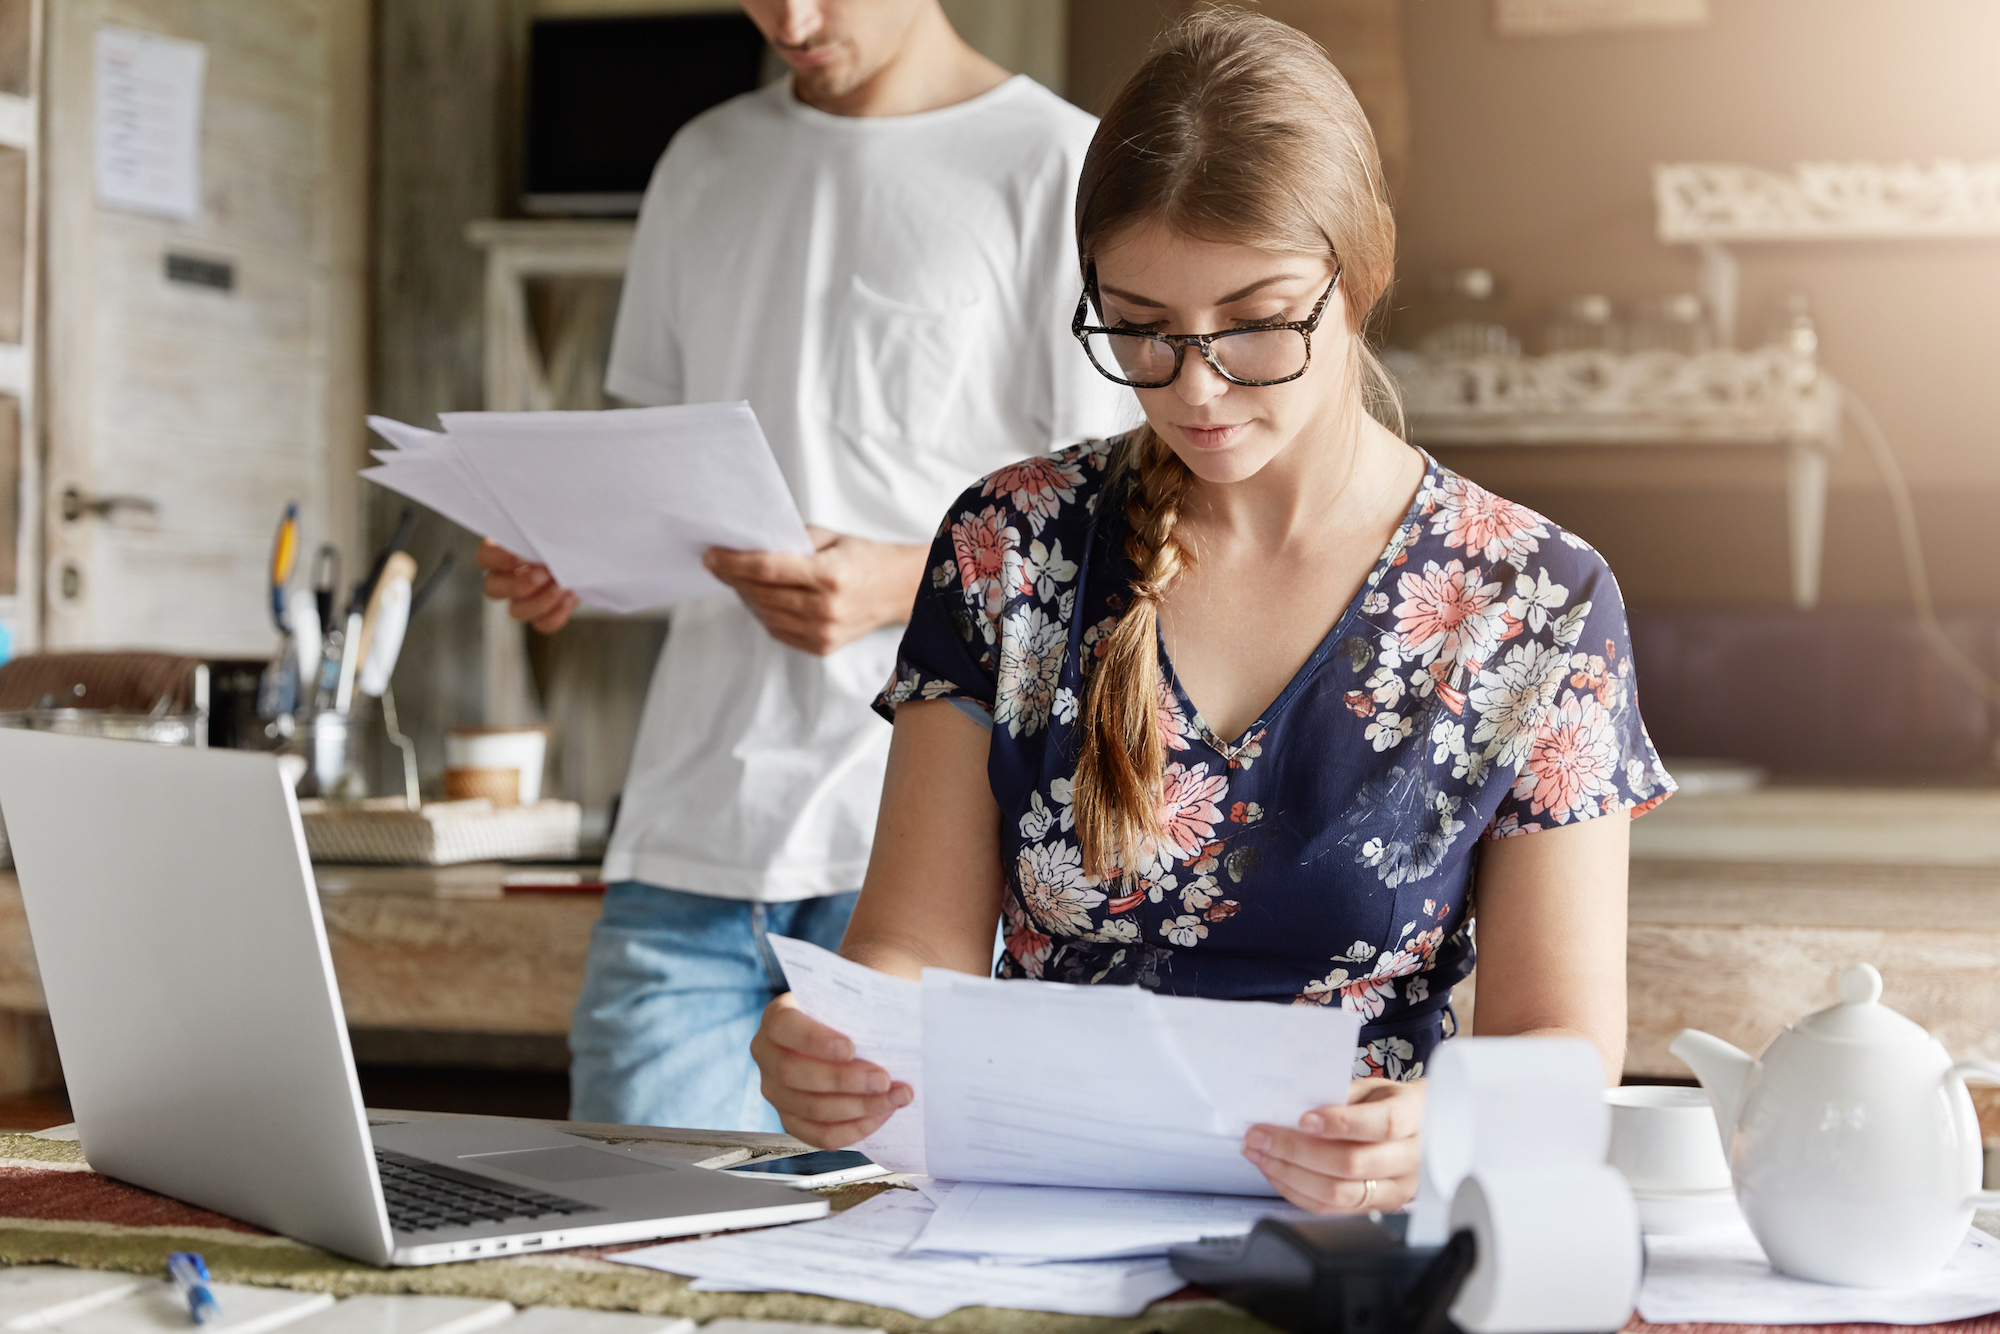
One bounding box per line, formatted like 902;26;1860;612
721;1149;891;1188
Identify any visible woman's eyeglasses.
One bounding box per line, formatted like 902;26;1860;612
1072;265;1341;389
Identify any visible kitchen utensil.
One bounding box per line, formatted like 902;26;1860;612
268;502;299;633
349;509;415;621
1673;963;2000;1288
409;550;455;616
357;575;411;700
333;612;363;715
353;551;416;680
311;709;351;798
288;586;322;710
378;687;420;811
357;572;418;811
312;545;341;641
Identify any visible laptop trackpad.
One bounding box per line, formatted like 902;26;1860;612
461;1146;669;1182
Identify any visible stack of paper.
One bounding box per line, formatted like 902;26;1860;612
362;405;813;614
614;1189;1186;1320
765;937;1361;1196
909;1180;1309;1262
1640;1223;2000;1325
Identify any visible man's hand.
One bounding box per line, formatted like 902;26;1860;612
477;540;579;633
705;526;928;656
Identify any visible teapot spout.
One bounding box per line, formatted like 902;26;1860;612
1670;1028;1757;1148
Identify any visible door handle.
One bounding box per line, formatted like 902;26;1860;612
62;486;159;523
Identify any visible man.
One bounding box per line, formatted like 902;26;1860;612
479;0;1132;1130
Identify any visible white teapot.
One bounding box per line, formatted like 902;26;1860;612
1671;962;2000;1288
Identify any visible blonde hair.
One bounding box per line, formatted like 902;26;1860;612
1072;7;1402;881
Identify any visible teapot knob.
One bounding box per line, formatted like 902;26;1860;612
1839;962;1884;1005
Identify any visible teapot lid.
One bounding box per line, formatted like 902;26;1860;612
1793;964;1930;1044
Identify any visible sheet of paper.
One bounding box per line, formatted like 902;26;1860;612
364;416;444;453
360;456;541;563
1152;989;1357;1132
911;1181;1309;1262
442;404;813;613
95;27;205;220
492;1309;692;1334
764;935;925;1175
921;970;1358;1195
1639;1223;2000;1325
362;404;812;614
0;1266;145;1330
51;1281;332;1334
614;1190;1182;1319
283;1296;516;1334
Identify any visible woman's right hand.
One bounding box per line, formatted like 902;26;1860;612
752;993;912;1147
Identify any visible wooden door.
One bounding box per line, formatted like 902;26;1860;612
40;0;368;657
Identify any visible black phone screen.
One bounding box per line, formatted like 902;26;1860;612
726;1150;876;1177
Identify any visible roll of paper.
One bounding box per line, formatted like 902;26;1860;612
1448;1166;1641;1333
1408;1036;1609;1244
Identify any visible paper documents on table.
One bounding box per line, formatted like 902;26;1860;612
911;1181;1311;1261
361;405;813;614
764;936;1360;1195
614;1189;1182;1319
1640;1223;2000;1325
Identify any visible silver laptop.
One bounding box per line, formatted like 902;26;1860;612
0;728;827;1266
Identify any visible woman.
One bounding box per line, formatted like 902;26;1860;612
751;8;1673;1213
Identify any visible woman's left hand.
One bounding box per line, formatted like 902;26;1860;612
1242;1077;1426;1213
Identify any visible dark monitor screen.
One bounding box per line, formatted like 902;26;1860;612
525;13;768;215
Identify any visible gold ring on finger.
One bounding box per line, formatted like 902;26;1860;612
1360;1178;1377;1209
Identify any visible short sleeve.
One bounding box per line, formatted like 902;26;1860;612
604;152;688;408
873;494;1007;724
1484;536;1676;837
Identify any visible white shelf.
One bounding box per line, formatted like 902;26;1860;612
1655;159;2000;245
1388;345;1838;448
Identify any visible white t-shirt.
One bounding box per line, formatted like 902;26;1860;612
601;75;1136;900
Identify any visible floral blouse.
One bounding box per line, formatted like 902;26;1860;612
876;434;1674;1081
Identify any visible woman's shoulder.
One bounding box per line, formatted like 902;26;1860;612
932;433;1126;553
1404;461;1618;592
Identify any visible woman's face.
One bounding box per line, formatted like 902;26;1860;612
1088;223;1352;487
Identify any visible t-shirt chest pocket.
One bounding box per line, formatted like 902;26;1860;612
828;274;984;449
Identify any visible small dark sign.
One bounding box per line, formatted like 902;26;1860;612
164;252;234;291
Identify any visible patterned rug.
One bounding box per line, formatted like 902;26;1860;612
4;1133;1995;1334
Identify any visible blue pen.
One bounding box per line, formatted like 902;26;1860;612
167;1252;221;1325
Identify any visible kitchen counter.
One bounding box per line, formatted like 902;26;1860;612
1622;787;2000;1078
0;863;607;1091
3;782;2000;1095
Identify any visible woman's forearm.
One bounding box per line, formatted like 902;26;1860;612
835;700;1007;979
1467;814;1631;1087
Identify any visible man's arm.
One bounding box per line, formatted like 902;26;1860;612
705;525;928;656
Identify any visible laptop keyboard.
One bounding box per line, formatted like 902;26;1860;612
375;1148;602;1234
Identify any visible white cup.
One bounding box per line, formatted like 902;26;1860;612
1605;1084;1733;1195
444;727;549;806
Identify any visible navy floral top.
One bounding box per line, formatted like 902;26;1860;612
876;434;1674;1082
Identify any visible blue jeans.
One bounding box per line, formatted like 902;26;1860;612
568;882;860;1132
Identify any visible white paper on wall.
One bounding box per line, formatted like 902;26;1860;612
95;26;206;220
